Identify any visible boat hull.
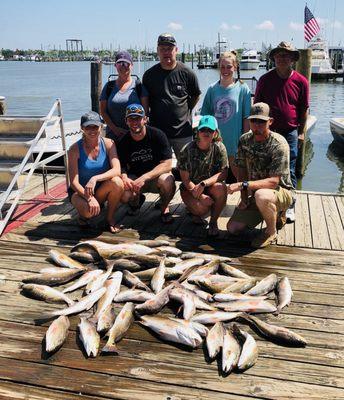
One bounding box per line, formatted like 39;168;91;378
330;118;344;147
239;61;260;70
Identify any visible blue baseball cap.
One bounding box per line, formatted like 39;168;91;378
125;103;145;119
80;111;102;127
115;51;133;64
198;115;218;131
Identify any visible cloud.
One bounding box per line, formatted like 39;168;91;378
316;17;328;27
168;22;182;31
255;20;274;30
289;22;303;31
331;20;342;29
219;22;242;31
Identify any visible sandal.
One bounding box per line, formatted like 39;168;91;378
127;194;146;216
208;224;219;237
161;212;173;224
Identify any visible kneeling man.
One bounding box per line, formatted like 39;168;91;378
118;104;176;223
227;103;294;248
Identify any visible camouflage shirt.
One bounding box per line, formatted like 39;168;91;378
235;131;294;192
178;140;228;184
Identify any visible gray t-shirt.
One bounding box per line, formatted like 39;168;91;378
100;79;148;133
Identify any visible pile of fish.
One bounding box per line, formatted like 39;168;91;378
21;239;306;375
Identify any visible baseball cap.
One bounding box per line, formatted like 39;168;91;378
125;103;145;119
247;103;271;121
198;115;218;131
80;111;102;127
157;33;177;46
115;51;133;64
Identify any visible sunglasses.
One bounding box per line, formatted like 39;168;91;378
199;128;215;134
250;118;267;125
116;61;130;67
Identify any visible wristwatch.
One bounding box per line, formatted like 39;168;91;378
200;181;206;187
241;181;249;190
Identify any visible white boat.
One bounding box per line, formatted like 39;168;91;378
240;49;260;70
308;37;337;78
330;118;344;147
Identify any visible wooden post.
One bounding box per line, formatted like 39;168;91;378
295;49;312;178
181;52;185;63
90;62;102;113
191;53;194;69
0;96;6;115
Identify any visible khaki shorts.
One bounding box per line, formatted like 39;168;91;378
230;187;293;228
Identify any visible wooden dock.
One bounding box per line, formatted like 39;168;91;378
0;173;343;399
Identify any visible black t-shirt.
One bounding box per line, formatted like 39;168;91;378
117;126;172;177
142;62;201;139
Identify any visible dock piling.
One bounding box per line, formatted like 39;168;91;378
295;49;312;178
90;62;102;114
0;96;6;115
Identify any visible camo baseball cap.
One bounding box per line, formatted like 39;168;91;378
247;103;271;121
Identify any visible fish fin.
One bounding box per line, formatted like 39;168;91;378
102;343;119;354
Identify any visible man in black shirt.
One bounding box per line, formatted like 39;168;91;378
118;104;176;223
143;33;201;160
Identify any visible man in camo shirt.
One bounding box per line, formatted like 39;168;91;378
226;102;294;248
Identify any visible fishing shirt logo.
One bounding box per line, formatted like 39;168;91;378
131;148;153;163
214;97;235;123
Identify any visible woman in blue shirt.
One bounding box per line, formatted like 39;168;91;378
68;111;124;233
100;51;148;143
201;51;251;181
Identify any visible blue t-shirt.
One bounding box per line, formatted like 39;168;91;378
100;79;148;133
201;81;251;157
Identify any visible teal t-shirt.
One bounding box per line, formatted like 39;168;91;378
201;81;251;157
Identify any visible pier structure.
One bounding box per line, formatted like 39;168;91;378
0;172;343;399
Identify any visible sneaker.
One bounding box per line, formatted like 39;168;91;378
251;230;277;248
286;207;295;223
276;210;286;230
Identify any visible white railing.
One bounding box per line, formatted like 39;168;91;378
0;99;70;236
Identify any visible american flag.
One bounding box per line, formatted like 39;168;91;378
304;6;320;42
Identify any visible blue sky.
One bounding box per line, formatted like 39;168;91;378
1;0;343;51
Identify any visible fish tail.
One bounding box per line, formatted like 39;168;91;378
102;343;119;354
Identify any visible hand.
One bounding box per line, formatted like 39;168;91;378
298;133;305;149
84;177;97;198
227;182;241;195
87;196;100;217
133;176;146;193
191;183;205;199
122;176;135;191
200;194;214;207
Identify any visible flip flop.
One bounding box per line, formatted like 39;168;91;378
108;224;123;234
161;212;173;224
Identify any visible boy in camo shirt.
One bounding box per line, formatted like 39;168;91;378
227;103;295;248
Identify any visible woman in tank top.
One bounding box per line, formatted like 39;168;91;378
67;111;124;233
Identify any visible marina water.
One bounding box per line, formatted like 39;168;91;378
0;60;343;193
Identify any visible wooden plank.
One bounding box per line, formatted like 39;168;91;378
0;381;109;400
1;320;344;369
335;195;344;226
322;195;344;250
308;194;331;249
1;339;344;398
0;358;239;400
294;192;313;247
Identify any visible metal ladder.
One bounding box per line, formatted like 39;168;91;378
0;99;70;236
